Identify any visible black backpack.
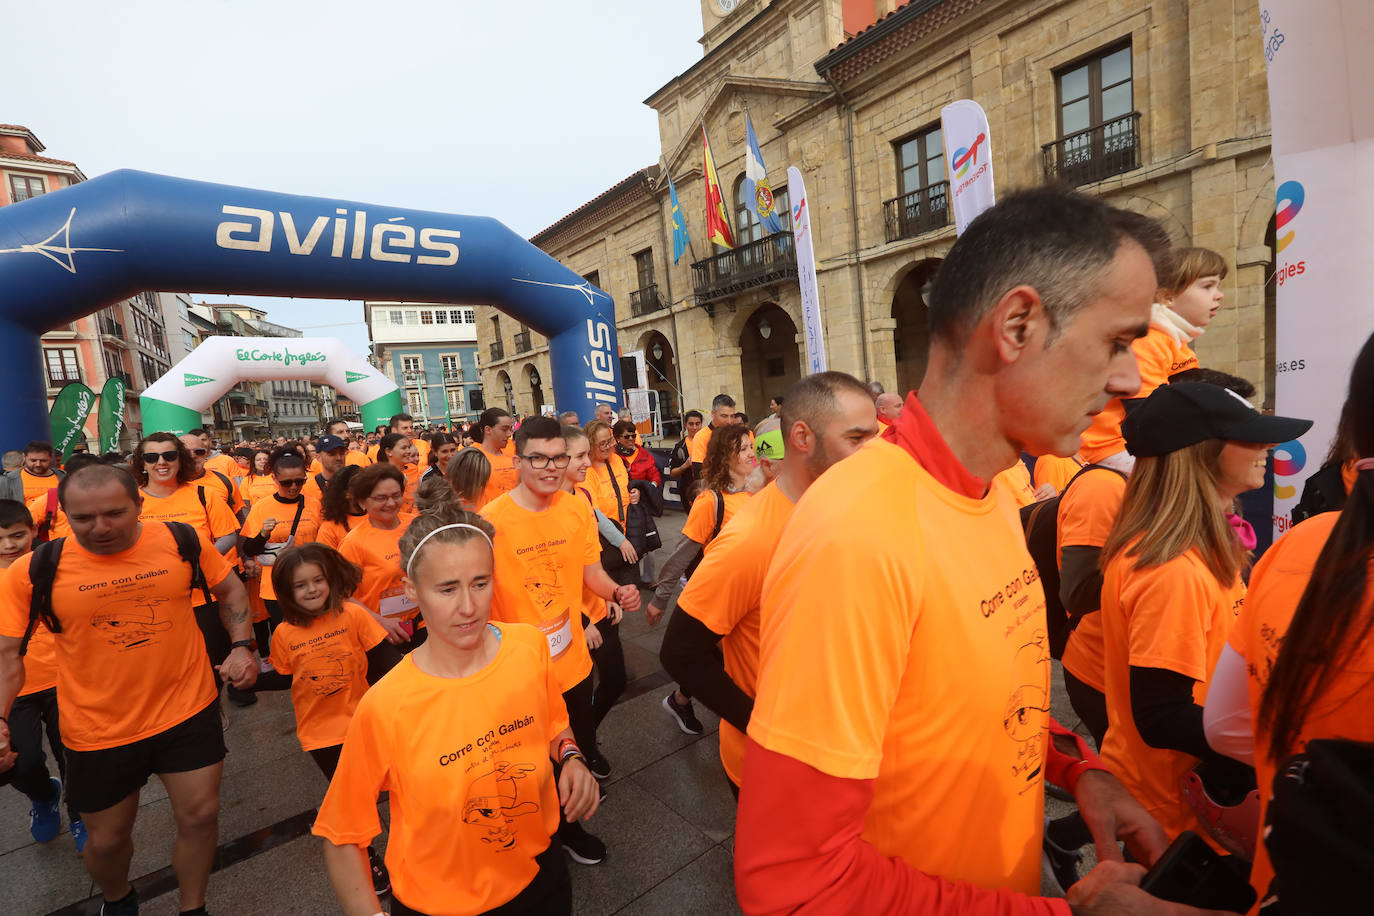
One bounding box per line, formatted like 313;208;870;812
20;521;213;656
1291;463;1347;526
1020;464;1126;659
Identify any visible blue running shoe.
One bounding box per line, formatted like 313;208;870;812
70;818;88;853
29;776;62;843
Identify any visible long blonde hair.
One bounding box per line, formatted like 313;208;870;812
1101;439;1246;585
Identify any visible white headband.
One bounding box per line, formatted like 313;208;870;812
404;523;494;578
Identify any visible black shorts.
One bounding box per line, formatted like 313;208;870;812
65;700;226;814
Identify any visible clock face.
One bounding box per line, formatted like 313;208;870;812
717;0;739;13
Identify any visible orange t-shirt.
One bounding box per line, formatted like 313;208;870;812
139;484;240;545
401;462;422;514
318;514;365;551
479;446;518;508
18;620;58;696
571;486;607;626
241;494;322;601
269;599;387;751
687;424;713;465
28;490;69;541
0;523;232;750
677;481;794;786
994;462;1038;509
366;444;380;462
681;489;750;548
1033;455;1085;494
241;474;278;508
194;469;245;518
1080;326;1199;462
204;453;240;479
19;470;60;504
585;458;631;528
750;437;1050;894
1230;512;1374;906
502;438;516;457
302;471;329;505
481;491;598;692
345;450;372;469
1057;468;1128;693
413;437;431;466
339;514;419;620
313;623;567;915
1099;545;1246;842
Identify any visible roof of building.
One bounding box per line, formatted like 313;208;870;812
816;0;981;83
0;148;79;168
529;166;659;248
0;124;43;152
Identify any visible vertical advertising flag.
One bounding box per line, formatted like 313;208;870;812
940;100;995;235
787;166;827;373
49;382;96;462
666;171;691;265
1260;0;1374;534
97;374;127;454
702;126;735;249
744;113;784;235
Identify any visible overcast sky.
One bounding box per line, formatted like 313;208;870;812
7;0;705;354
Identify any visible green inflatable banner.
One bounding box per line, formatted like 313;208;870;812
98;375;127;454
50;382;96;462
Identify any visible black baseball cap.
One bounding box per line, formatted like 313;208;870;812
316;435;348;454
1123;382;1312;457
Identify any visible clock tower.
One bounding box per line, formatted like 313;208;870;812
699;0;748;52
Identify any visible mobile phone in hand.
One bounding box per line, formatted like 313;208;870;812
1140;830;1256;913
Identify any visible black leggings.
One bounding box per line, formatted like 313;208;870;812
1063;668;1109;750
589;619;626;731
390;841;570;915
309;745;343;781
2;687;79;820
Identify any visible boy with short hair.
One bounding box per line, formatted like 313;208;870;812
0;499;83;849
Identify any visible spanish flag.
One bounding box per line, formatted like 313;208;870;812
702;126;734;249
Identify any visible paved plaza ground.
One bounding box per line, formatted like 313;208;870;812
3;507;1089;915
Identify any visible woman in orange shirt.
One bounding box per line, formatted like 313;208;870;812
317;466;365;551
1204;332;1374;910
314;508;598;916
422;433;460;486
252;543;401;897
339;464;417;648
648;422;756;735
378;433;421;514
241;448;277;507
446;448;491;511
1098;382;1310;851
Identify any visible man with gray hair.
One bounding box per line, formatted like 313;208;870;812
736;186;1189;914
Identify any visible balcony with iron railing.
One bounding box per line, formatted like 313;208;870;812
403;370;425;385
99;316;125;339
691;231;797;308
882;181;950;243
489;340;505;362
1042;112;1142;186
513;330;532;354
443;369;464;383
630;283;665;316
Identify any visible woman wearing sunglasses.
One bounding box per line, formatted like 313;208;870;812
134;433;240;556
239;449;322;651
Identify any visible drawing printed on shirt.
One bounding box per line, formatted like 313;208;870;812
91;596;173;650
299;648;353;698
462;760;541;850
1004;629;1051;785
523;555;561;611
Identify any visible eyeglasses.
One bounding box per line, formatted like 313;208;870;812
520;454;571;469
277;478;306;488
191;448;208;457
366;493;402;504
595;440;614;450
141;450;179;464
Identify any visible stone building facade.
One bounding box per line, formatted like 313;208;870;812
477;0;1277;435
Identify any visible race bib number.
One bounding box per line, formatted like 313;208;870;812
378;585;418;618
539;611;573;660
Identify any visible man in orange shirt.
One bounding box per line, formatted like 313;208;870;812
3;441;64;505
660;372;878;795
476;407;518;506
0;465;257;916
180;433;247;524
303;434;349;504
736;187;1187;915
688;394;737;473
481;416;639;867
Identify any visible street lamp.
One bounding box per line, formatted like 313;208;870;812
652;342;663;360
759;317;772;340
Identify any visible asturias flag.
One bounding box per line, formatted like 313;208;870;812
745;113;783;235
667;171;691;265
702;126;735;249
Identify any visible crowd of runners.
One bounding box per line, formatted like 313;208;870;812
1;184;1370;915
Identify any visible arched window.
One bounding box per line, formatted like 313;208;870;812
733;175;791;246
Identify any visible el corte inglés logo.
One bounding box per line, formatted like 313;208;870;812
183;374;215;387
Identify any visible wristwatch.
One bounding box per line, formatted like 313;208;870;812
230;639;254;651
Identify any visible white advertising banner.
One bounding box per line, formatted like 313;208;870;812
1261;0;1374;534
940;100;995;235
627;388;651;423
787;166;827;373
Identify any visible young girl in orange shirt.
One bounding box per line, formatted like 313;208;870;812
252;543;401;895
313;508;599;916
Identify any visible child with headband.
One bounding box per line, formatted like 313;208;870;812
314;508;598;916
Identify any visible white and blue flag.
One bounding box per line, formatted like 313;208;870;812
744;113;783;235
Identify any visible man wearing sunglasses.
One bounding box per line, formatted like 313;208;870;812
480;416;640;868
180;435;246;525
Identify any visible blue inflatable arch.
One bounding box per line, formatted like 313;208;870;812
0;170;622;440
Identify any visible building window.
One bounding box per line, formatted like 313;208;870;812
402;356;421;373
103;348;124;379
441;354;461;380
9;174;45;203
45;348;81;385
885;124;950;242
733;177;790;246
462;308;475;324
896;125;945;197
407;390;424;416
634;249;655;292
447;389;465;414
420;310;434;325
434;309;448;324
1046;43;1139;184
582;271;600;291
405;310;418;324
389;309;404;324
